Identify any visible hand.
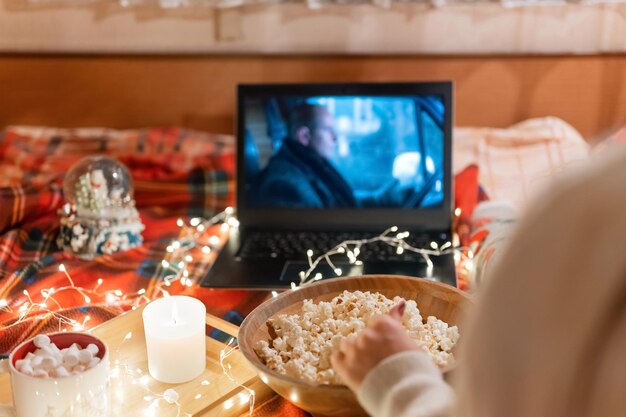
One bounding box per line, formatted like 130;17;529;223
330;301;426;392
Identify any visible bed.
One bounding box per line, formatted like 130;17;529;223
0;52;624;416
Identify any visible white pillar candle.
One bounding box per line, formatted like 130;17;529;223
142;296;206;383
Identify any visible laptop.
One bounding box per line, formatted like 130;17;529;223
200;81;456;290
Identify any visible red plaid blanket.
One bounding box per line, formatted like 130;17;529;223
0;126;484;417
0;127;268;353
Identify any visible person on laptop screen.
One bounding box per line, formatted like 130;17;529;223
248;98;444;209
251;103;357;207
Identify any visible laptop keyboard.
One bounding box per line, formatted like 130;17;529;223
237;230;443;262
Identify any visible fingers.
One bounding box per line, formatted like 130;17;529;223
339;336;356;358
356;329;377;349
330;348;345;369
369;314;401;334
388;301;406;322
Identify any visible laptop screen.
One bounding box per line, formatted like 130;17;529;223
243;95;445;209
237;83;453;230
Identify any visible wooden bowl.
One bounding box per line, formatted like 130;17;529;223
239;275;471;417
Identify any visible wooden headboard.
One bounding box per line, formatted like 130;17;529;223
1;54;624;140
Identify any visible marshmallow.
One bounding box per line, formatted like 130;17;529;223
20;364;34;376
33;369;48;378
163;389;180;404
40;356;58;370
15;359;27;371
62;352;79;367
30;355;43;367
78;349;93;364
33;334;51;348
38;345;55;356
17;334;103;378
86;344;99;356
88;357;101;369
54;366;69;378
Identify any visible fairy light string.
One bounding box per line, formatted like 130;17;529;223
296;225;466;287
0;208;238;331
1;206;472;416
111;331;191;417
1;206;472;331
220;338;256;415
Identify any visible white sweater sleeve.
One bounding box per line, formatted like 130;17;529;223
356;351;455;417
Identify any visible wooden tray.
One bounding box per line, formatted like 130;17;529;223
0;306;274;417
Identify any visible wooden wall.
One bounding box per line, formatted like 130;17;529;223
1;54;624;140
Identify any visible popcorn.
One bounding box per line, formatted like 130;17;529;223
15;335;103;378
255;291;460;385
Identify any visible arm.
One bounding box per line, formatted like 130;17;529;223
357;351;454;417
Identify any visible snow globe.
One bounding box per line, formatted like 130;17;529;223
58;156;145;259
